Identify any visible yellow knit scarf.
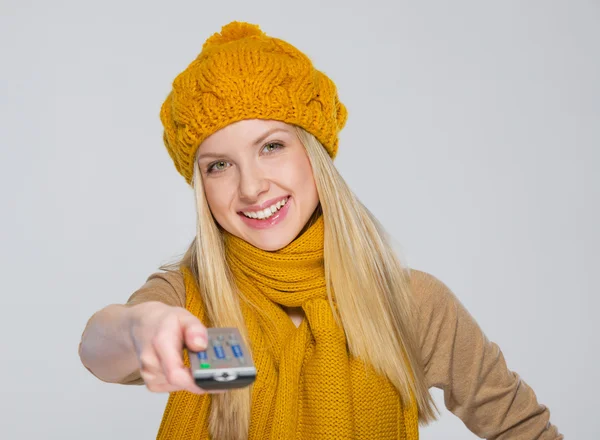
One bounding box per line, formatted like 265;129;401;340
157;215;419;439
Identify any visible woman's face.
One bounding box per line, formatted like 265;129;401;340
197;119;319;251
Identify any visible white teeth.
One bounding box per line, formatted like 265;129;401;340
242;197;288;220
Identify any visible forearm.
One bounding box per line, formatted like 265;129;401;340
78;303;142;383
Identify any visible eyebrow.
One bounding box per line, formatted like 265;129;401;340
197;127;291;161
252;127;290;147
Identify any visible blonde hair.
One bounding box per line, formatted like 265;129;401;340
167;126;438;439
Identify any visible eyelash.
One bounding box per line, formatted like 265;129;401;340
206;142;285;174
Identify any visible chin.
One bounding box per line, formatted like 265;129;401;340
249;235;293;252
243;226;299;252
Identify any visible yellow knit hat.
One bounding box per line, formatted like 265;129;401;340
160;21;348;184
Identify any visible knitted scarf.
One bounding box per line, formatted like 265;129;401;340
156;215;419;439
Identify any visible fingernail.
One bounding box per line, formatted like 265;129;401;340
194;336;206;348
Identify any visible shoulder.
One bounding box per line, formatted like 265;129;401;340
406;268;467;343
148;269;186;290
408;268;455;310
125;269;186;308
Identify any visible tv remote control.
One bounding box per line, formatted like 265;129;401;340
188;327;256;390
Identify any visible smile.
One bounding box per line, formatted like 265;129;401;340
241;196;289;220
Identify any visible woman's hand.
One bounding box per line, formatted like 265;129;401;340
129;301;218;395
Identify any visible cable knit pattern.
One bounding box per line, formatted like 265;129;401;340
156;214;419;439
160;21;348;185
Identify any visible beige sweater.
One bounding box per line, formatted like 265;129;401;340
91;268;563;439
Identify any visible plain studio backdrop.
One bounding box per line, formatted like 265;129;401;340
1;0;598;438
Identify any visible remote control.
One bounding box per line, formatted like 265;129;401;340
188;327;256;390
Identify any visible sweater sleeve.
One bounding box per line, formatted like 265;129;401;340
124;270;186;309
410;269;563;439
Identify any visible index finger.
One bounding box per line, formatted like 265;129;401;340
152;315;204;393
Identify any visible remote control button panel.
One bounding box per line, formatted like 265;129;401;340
188;327;256;390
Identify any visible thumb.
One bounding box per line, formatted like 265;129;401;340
178;312;208;352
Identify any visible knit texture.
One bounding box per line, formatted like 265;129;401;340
156;215;419;439
160;21;348;185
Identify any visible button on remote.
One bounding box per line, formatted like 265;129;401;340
214;345;226;359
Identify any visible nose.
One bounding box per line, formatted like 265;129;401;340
238;165;269;203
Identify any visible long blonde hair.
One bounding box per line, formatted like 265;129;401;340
167;126;438;439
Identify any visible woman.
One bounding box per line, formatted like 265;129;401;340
78;21;562;439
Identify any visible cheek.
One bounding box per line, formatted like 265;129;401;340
203;180;231;215
284;154;317;200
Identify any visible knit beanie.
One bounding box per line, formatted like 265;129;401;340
160;21;348;185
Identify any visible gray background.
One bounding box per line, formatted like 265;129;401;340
1;0;598;438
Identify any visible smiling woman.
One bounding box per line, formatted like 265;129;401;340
77;20;563;440
196;120;320;251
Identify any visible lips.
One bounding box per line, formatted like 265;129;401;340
237;196;291;230
237;195;290;214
